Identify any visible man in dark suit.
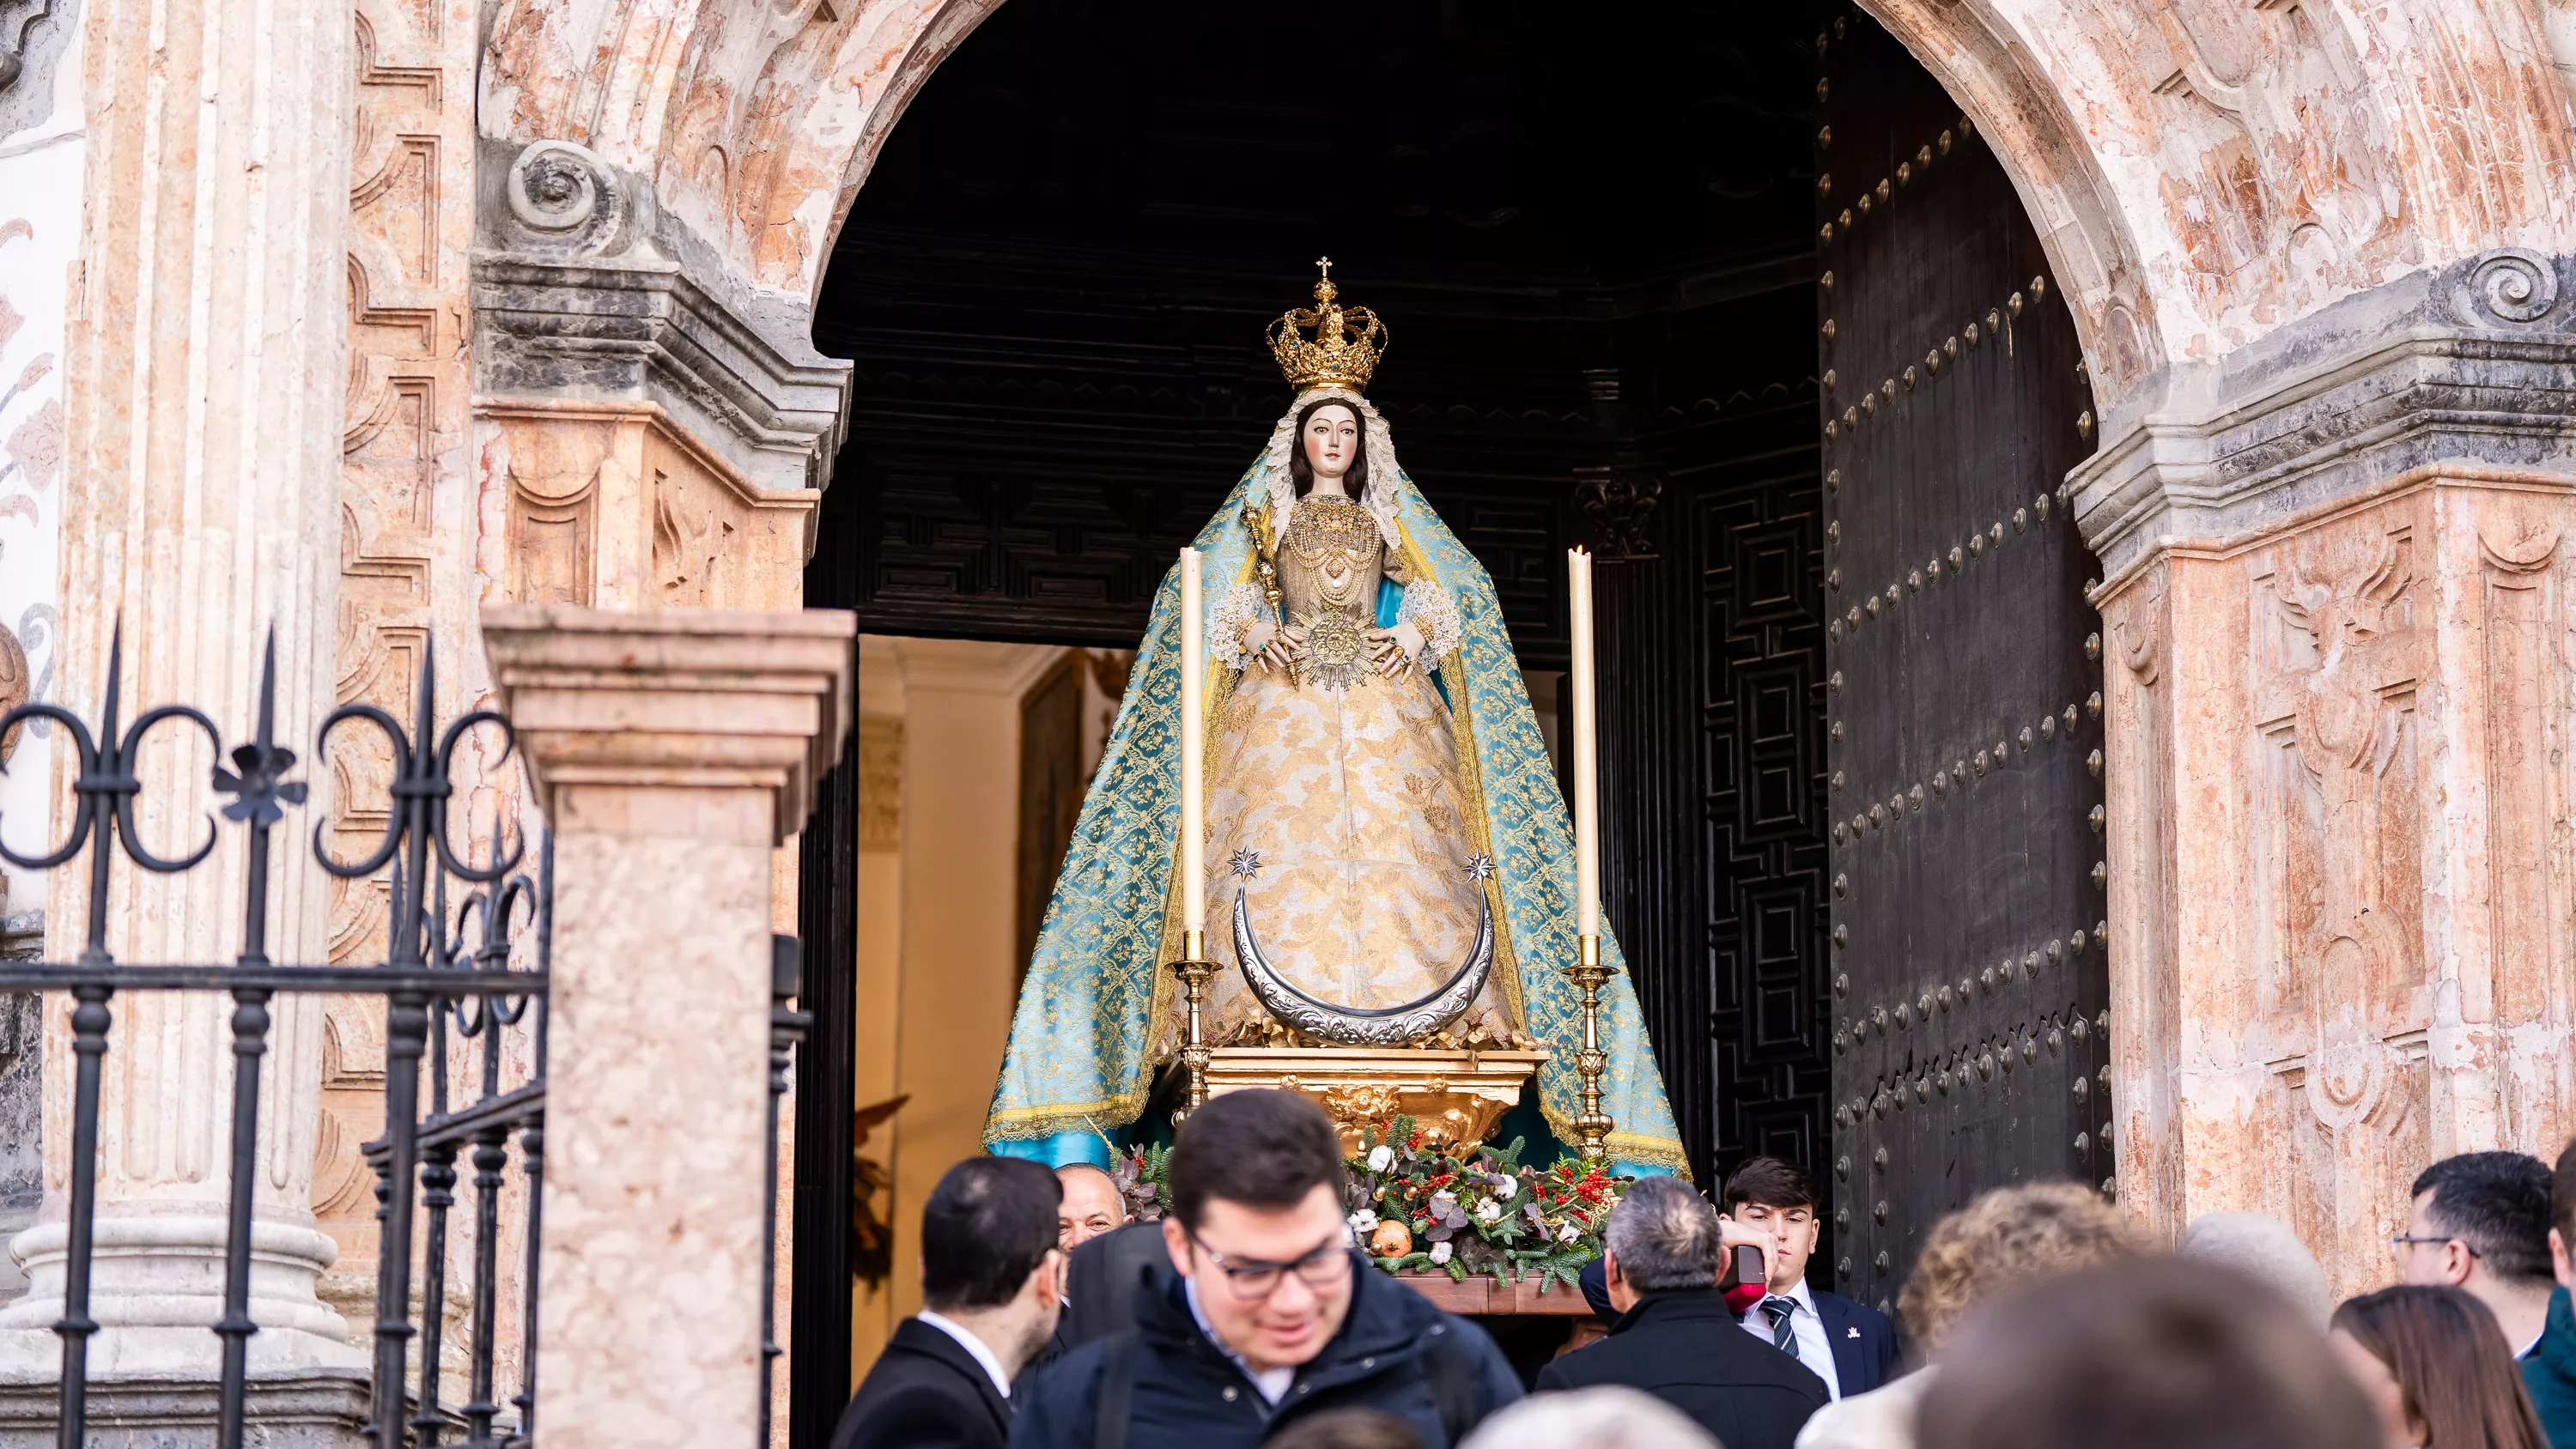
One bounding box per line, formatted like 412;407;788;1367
832;1157;1065;1449
1539;1176;1827;1449
1721;1156;1899;1400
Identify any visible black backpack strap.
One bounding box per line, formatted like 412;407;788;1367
1093;1330;1138;1449
1423;1322;1476;1446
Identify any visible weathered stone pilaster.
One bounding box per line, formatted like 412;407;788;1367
0;0;359;1385
480;605;851;1449
2079;249;2576;1296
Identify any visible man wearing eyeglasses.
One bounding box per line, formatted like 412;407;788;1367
1010;1089;1522;1448
2392;1150;2556;1357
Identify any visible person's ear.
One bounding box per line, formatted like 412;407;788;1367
2553;1228;2572;1289
1026;1250;1062;1307
1603;1249;1623;1289
1162;1216;1193;1277
2448;1240;2477;1287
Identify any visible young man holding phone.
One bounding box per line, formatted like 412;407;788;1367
1720;1157;1899;1400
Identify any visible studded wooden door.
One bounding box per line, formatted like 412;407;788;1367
1815;9;2110;1316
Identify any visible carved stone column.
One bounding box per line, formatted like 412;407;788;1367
480;604;852;1449
2079;250;2576;1296
0;0;358;1384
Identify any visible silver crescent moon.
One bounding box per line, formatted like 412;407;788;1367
1230;888;1495;1046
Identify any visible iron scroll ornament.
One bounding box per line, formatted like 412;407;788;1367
1228;889;1494;1046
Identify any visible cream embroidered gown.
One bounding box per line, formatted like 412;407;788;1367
1188;490;1516;1045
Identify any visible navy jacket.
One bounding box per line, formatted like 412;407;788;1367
1577;1258;1900;1397
1538;1288;1828;1449
2525;1285;2576;1449
1010;1251;1522;1449
832;1317;1012;1449
1808;1288;1900;1396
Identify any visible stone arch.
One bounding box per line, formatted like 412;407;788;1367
1860;0;2576;403
479;0;1007;306
482;0;2576;391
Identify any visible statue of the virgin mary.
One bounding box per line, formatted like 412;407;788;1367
983;265;1686;1176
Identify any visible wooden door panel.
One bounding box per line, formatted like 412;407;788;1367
1817;8;2108;1313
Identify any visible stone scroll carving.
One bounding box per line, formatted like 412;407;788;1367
0;619;24;762
503;140;632;258
0;0;54;96
2450;248;2561;329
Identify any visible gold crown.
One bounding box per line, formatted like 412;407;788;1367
1267;258;1386;393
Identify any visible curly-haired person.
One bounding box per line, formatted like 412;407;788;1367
1794;1182;2142;1449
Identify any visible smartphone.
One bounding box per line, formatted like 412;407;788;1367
1728;1242;1765;1290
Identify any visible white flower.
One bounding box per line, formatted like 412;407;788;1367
1430;1241;1453;1265
1366;1145;1394;1173
1558;1222;1581;1243
1474;1198;1504;1224
1492;1176;1518;1200
1347;1209;1379;1233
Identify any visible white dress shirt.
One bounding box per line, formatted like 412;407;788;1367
1739;1278;1843;1399
1186;1276;1296;1404
916;1309;1014;1399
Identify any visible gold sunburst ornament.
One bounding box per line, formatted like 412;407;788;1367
1267;256;1387;393
1292;607;1370;693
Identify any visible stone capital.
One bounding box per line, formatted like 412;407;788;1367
2074;249;2576;580
472;139;854;500
479;605;856;845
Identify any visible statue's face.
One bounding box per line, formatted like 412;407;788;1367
1302;403;1359;482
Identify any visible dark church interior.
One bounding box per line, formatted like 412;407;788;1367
805;0;1834;1185
793;3;2109;1432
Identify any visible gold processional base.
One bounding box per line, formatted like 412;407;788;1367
1201;1046;1551;1157
1171;930;1619;1161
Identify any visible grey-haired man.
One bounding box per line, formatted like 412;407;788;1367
1537;1175;1827;1449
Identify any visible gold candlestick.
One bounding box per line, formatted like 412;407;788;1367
1173;928;1221;1119
1564;932;1617;1161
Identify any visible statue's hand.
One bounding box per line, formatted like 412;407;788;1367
1364;627;1416;682
1243;618;1281;672
1262;623;1307;675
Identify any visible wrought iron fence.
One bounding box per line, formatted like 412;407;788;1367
0;631;550;1449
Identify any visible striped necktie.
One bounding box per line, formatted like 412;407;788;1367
1762;1295;1800;1359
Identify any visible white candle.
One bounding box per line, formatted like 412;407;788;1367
1179;547;1206;943
1569;546;1599;939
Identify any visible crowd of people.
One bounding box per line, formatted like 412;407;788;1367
829;1088;2576;1449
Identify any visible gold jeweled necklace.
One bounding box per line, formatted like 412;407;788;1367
1283;494;1378;692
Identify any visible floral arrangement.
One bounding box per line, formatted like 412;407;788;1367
1346;1116;1619;1288
1109;1140;1172;1223
1104;1116;1623;1290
